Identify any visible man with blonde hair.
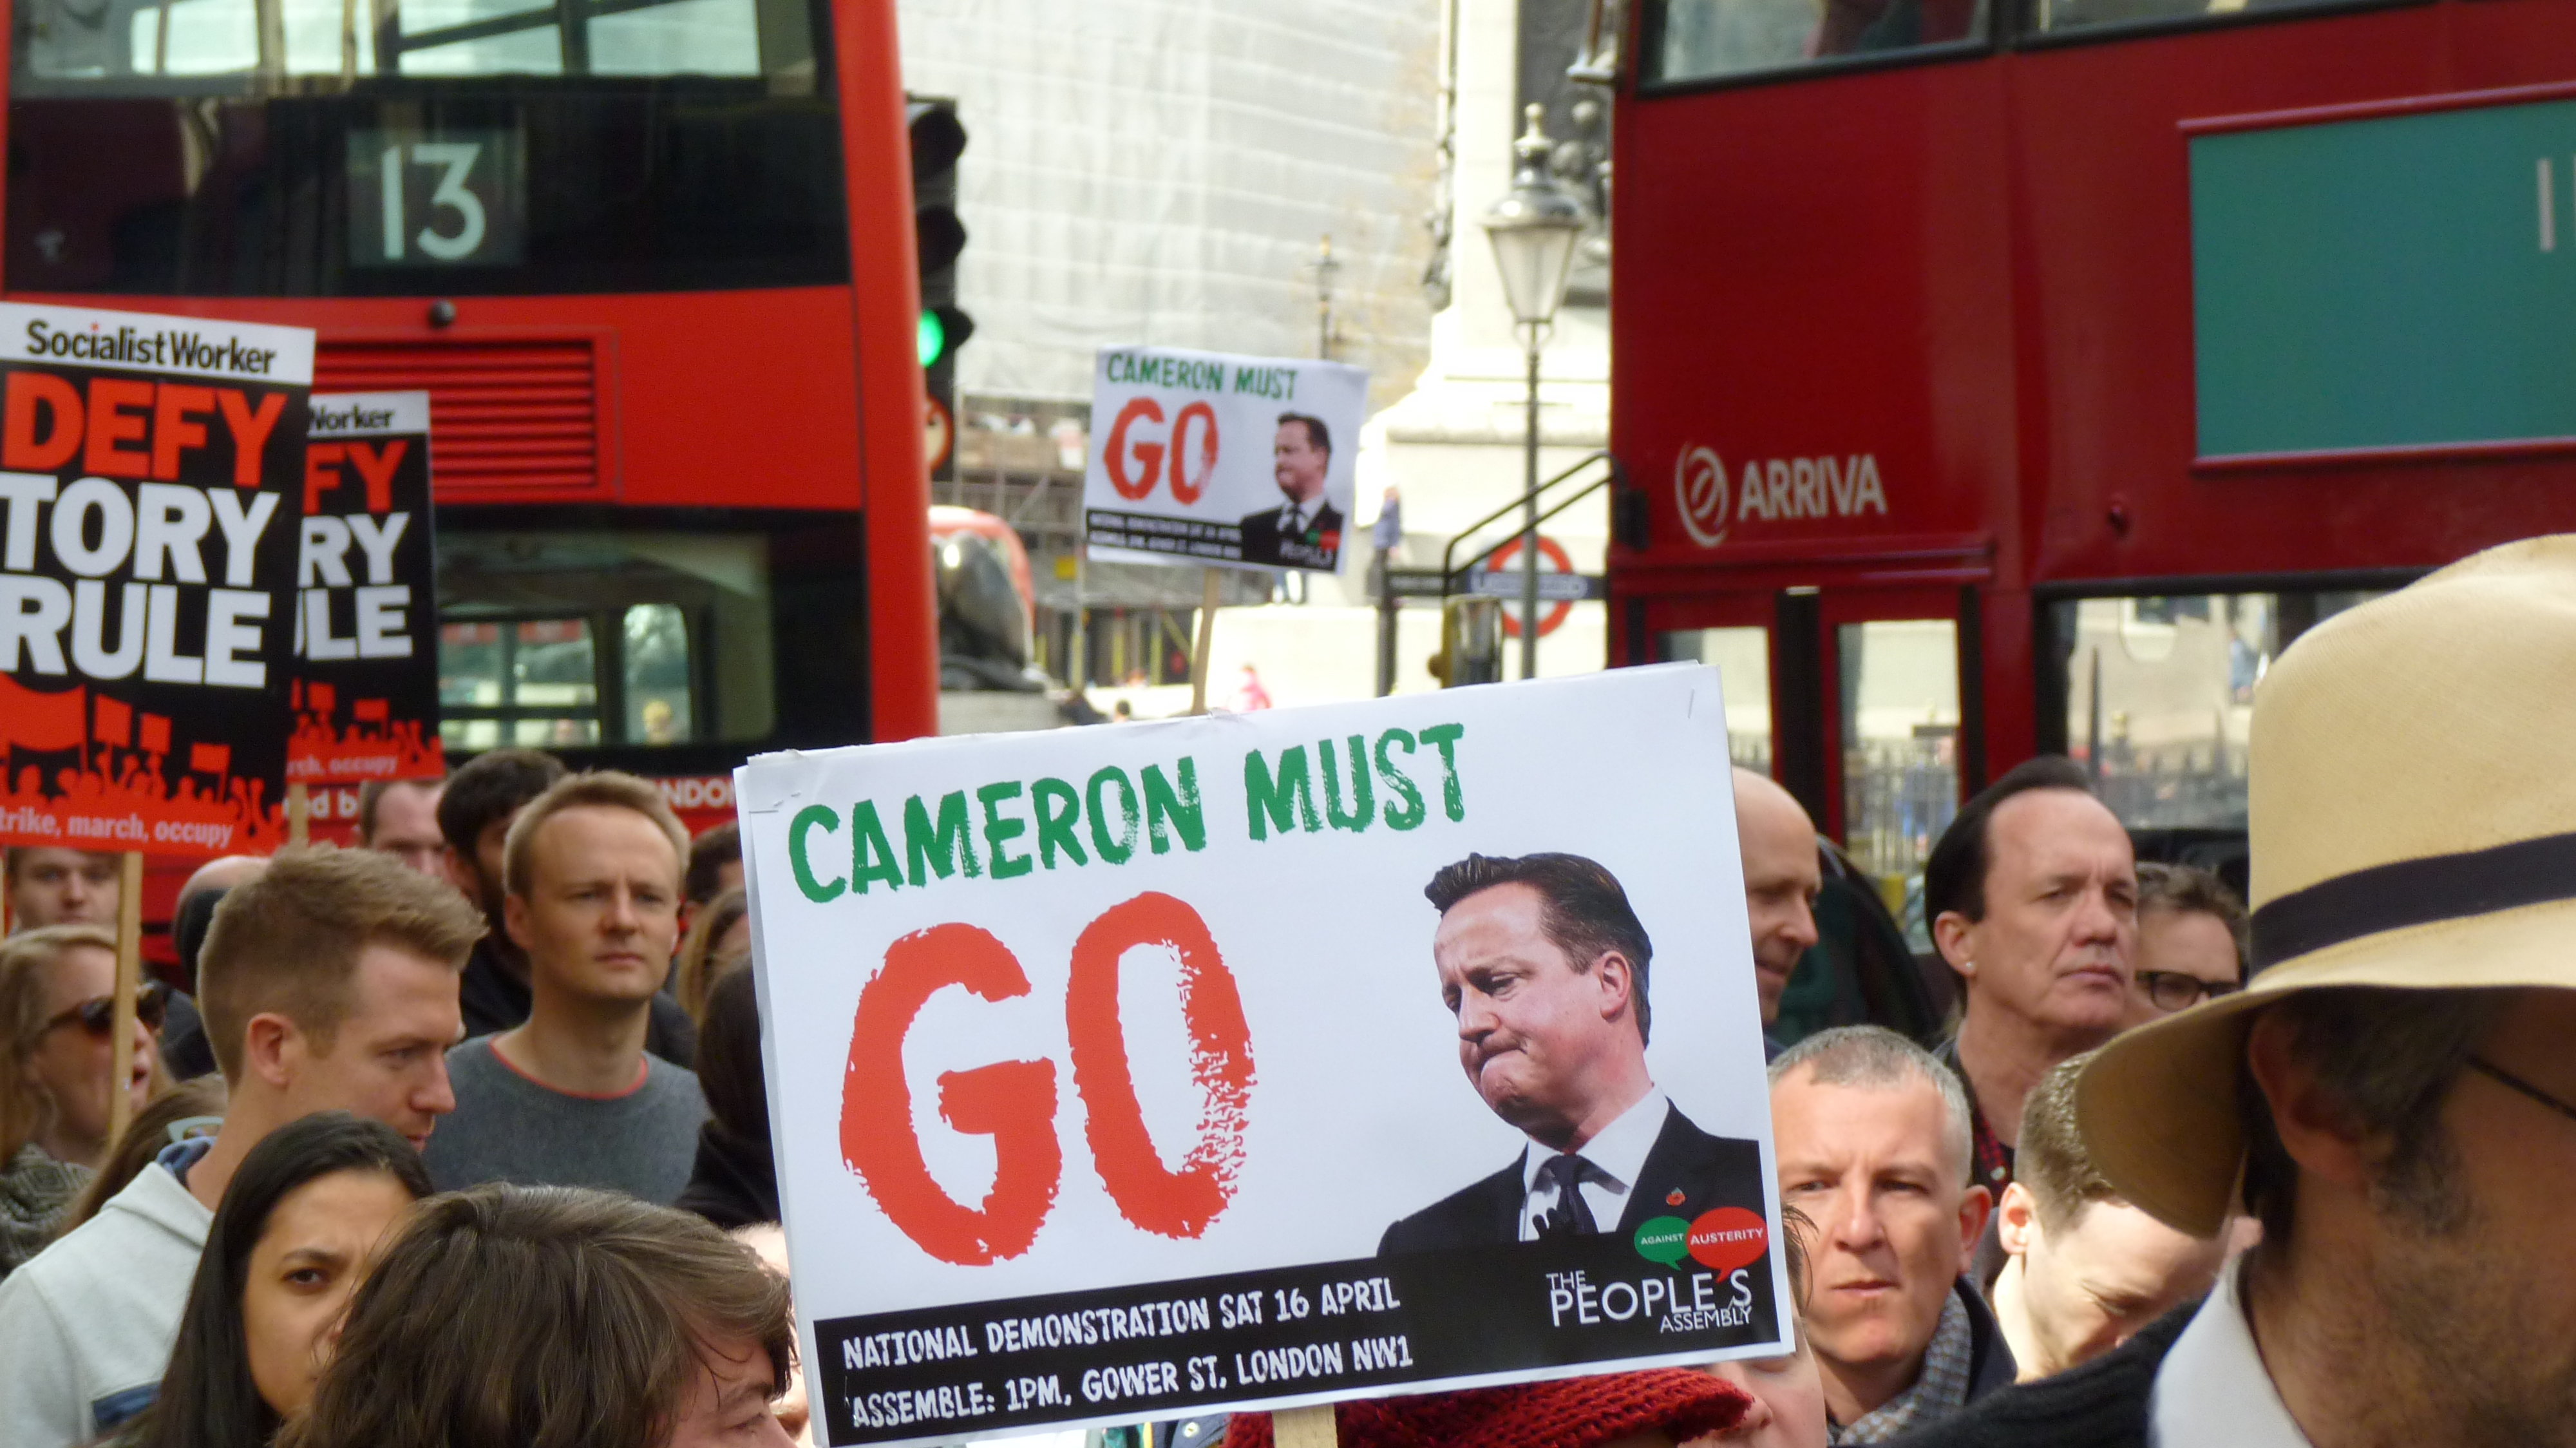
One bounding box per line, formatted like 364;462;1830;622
425;771;707;1205
0;847;482;1448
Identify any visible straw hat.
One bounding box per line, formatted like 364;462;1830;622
2078;535;2576;1237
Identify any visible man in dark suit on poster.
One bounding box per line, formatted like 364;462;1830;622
1236;413;1344;569
1379;852;1765;1255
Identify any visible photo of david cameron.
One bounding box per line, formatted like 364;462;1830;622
1378;852;1765;1255
1236;413;1343;569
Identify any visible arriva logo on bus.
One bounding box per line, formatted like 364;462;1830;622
1673;444;1889;548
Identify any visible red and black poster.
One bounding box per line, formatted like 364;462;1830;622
0;303;312;858
288;392;442;785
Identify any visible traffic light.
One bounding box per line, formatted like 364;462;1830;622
909;98;972;481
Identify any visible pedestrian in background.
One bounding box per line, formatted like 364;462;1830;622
4;848;121;932
685;821;743;912
2119;862;2244;1027
118;1112;428;1448
426;772;706;1205
278;1185;796;1448
1923;759;2137;1198
0;926;165;1277
1767;1027;2014;1441
673;885;750;1026
676;965;777;1231
356;777;448;879
1734;768;1823;1056
1985;1053;2228;1382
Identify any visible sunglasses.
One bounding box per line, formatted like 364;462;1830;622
43;980;169;1038
2135;969;2242;1014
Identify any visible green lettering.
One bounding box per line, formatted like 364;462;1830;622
1419;723;1467;823
1320;735;1374;834
788;805;845;902
1086;767;1141;864
979;781;1034;879
902;791;982;885
1376;729;1426;830
1244;745;1320;841
1032;777;1088;868
1142;758;1207;854
851;801;904;893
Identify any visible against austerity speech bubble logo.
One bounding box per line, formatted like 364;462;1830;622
1686;1208;1769;1274
1634;1215;1692;1268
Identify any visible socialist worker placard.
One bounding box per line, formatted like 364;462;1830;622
1082;346;1368;574
737;667;1789;1447
286;392;443;786
0;303;312;858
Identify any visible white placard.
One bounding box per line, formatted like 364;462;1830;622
740;668;1788;1446
1081;346;1368;574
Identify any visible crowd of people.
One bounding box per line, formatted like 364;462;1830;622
0;537;2569;1448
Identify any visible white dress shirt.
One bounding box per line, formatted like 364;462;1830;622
1516;1088;1670;1241
2148;1256;2311;1448
1275;497;1320;535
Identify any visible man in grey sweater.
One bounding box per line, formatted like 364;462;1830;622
426;771;706;1205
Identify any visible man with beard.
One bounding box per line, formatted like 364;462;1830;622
1905;537;2576;1448
1379;852;1764;1253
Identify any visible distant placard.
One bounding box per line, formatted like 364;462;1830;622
2193;95;2576;459
287;392;442;785
739;667;1789;1447
1083;347;1368;573
0;302;312;857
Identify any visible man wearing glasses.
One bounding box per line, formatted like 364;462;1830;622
2122;862;2246;1026
1906;536;2576;1448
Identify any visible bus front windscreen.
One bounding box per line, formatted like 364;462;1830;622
7;0;849;295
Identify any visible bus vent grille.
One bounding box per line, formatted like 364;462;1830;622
314;338;607;499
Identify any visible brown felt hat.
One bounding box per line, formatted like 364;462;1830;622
2078;535;2576;1237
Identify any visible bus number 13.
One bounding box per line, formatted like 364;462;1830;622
351;129;524;269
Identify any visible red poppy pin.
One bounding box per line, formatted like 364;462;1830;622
1666;1189;1686;1207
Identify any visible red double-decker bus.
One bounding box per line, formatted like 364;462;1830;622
1;0;936;834
1607;0;2576;913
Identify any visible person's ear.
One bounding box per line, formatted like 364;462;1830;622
1996;1181;2039;1256
1957;1182;1994;1258
240;1013;299;1091
1931;911;1977;981
2246;1009;2380;1196
504;892;535;954
1593;950;1635;1022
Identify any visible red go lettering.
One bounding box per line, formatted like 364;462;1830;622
1102;397;1222;504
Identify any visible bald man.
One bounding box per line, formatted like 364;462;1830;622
1734;768;1821;1053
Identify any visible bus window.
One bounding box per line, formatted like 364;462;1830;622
1645;0;1988;85
2029;0;2371;38
2050;589;2383;829
435;531;776;752
1656;626;1774;772
1837;619;1960;902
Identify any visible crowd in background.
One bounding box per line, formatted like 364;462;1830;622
0;538;2569;1448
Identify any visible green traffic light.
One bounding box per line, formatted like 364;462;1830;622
918;310;947;368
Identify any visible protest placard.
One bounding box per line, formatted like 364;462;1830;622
738;666;1788;1447
1084;347;1368;575
287;392;442;786
0;302;311;859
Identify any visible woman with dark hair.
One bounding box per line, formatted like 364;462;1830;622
675;965;778;1229
280;1185;794;1448
120;1112;430;1448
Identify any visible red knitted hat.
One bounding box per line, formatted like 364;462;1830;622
1222;1371;1752;1448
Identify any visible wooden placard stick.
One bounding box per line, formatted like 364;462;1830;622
1188;567;1223;716
1272;1405;1339;1448
107;850;146;1144
288;782;310;846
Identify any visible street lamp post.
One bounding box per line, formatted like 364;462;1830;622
1481;102;1586;681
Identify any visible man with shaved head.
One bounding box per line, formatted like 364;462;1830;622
1736;768;1823;1056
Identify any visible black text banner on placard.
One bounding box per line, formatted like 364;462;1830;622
738;667;1788;1447
288;392;443;785
0;303;312;858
